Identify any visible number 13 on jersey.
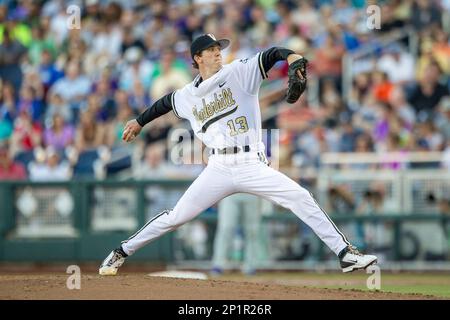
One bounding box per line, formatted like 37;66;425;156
227;116;249;136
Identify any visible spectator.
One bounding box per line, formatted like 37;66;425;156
348;72;371;111
295;122;334;169
410;0;441;32
74;110;106;152
106;104;134;148
0;81;16;141
91;19;122;62
273;3;295;44
371;71;394;103
0;11;32;46
92;77;117;122
292;1;320;39
222;36;253;64
50;61;91;122
62;30;88;72
48;5;70;45
110;90;130;122
38;49;63;93
247;5;272;47
28;25;56;66
149;48;191;101
373;103;410;152
408;62;449;117
431;28;450;75
377;44;415;85
128;80;151;113
0;30;26;93
381;133;408;170
277;94;318;134
320;79;344;123
133;142;173;180
388;86;416;128
347;133;376;170
332;0;357;27
28;146;72;181
45;92;71;125
10;110;42;155
142;116;174;146
313;33;345;92
415;120;445;152
0;143;26;180
339;113;362;152
326;184;356;215
81;0;102;31
17;85;43;122
119;46;153;92
43;113;75;151
120;26;145;55
377;1;407;34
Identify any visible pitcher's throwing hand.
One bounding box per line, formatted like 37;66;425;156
122;119;142;142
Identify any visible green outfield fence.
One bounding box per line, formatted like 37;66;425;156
0;180;449;263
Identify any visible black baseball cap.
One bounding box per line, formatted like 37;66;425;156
190;34;230;60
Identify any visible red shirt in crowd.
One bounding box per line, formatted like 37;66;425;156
0;162;27;180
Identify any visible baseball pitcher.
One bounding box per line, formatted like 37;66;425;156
99;34;377;275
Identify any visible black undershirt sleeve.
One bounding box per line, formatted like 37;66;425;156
260;47;295;76
135;92;174;127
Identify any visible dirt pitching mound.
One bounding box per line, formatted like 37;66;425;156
0;273;438;300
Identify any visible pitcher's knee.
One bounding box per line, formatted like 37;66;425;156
168;207;202;227
288;187;311;202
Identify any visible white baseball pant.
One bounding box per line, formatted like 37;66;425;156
121;152;350;256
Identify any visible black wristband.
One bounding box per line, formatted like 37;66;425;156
135;92;174;127
135;117;144;127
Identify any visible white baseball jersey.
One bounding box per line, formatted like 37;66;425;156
171;54;268;150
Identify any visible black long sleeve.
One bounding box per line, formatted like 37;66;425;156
260;47;295;76
135;92;175;127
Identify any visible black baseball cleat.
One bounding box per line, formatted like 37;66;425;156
99;247;128;276
339;245;377;273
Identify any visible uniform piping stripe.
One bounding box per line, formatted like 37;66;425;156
121;210;169;244
258;152;269;166
308;191;351;245
201;105;238;133
258;52;268;79
171;92;182;119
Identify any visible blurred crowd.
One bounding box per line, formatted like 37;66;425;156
0;0;449;182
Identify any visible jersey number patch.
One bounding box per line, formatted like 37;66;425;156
227;116;249;136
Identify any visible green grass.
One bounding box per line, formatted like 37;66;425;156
220;272;450;298
313;273;450;298
375;285;450;297
318;284;450;298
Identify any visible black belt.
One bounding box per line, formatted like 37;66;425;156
211;145;251;154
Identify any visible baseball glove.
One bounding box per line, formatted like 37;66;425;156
286;57;308;104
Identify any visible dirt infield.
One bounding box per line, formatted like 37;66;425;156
0;273;441;300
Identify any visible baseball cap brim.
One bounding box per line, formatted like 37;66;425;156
216;39;230;50
198;39;230;54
